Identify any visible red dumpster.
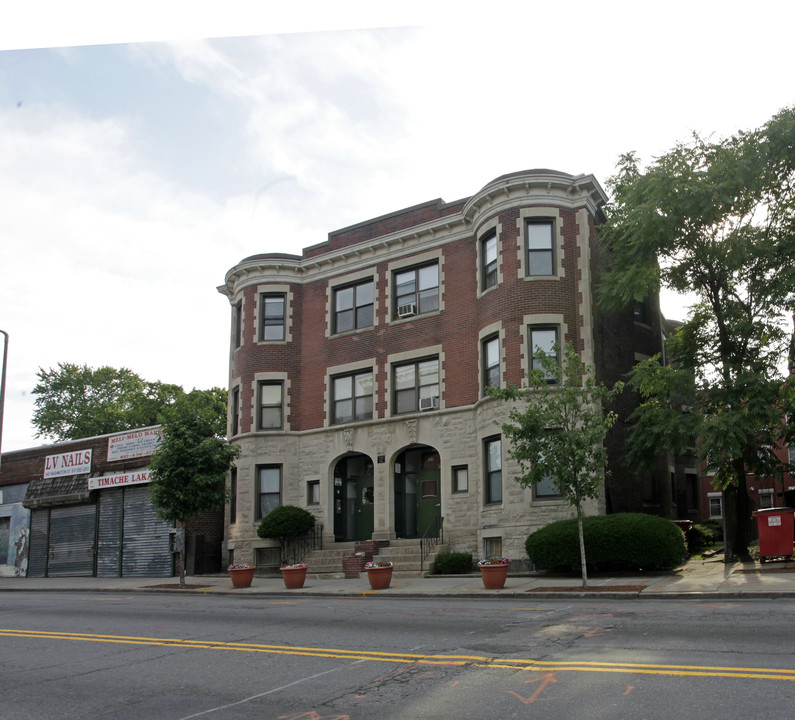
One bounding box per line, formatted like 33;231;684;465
753;507;795;563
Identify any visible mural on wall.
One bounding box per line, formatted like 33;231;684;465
0;502;31;577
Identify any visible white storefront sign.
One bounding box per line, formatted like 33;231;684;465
107;428;162;461
88;470;152;491
44;449;92;479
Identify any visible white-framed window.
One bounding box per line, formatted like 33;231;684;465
452;465;468;494
483;536;502;559
257;465;281;519
481;231;498;290
395;263;439;317
529;326;559;380
260;293;286;341
233;300;243;348
307;480;320;506
485;436;502;504
534;475;560;499
526;219;555;276
394;357;439;414
332;370;374;424
333;280;374;333
258;381;283;430
708;492;723;519
231;386;240;436
483;335;500;392
758;489;775;509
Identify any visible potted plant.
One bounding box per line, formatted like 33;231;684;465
227;563;255;588
280;562;309;589
478;557;510;589
365;560;394;590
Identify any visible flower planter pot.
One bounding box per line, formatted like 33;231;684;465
366;565;394;590
479;563;509;589
281;566;308;589
228;567;255;588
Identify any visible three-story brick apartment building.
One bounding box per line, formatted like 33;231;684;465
217;169;667;569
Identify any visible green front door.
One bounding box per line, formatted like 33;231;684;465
333;454;374;542
394;447;441;538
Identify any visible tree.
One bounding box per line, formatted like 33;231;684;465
598;106;795;560
31;362;183;441
488;343;624;586
148;388;240;585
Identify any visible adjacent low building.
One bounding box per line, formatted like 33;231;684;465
0;426;223;577
218;169;672;569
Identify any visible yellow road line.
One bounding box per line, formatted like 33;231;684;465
2;628;794;681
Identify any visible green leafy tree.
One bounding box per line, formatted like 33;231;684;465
598;106;795;560
488;343;624;586
148;388;240;585
31;362;183;441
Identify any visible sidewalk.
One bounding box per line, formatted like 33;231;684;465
3;556;795;599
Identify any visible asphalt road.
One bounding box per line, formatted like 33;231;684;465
1;591;794;719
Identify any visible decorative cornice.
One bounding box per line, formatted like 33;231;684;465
218;169;607;299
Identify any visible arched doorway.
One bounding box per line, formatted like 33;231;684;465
332;454;374;542
394;445;441;539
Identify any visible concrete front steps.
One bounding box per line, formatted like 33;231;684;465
302;538;448;579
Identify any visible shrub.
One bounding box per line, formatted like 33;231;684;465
690;519;723;550
257;505;315;540
525;513;686;573
433;552;473;574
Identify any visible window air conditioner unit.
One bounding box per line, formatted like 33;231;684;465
397;302;416;318
419;396;439;411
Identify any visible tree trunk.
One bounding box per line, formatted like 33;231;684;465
723;466;753;562
576;503;588;587
179;524;186;586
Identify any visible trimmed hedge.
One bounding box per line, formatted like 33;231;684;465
257;504;315;540
525;513;686;573
433;552;473;574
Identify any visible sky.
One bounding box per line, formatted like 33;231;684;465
1;0;794;453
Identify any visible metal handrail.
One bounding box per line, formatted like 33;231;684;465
285;523;324;564
419;516;444;571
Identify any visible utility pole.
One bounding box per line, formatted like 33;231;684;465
0;329;7;472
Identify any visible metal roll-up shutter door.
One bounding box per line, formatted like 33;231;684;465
97;489;123;577
48;504;97;577
27;509;50;578
122;485;172;577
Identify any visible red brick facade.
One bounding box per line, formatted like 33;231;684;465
219;170;670;567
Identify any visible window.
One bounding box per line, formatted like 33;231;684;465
529;326;558;379
231;387;240;436
481;232;497;289
334;280;374;333
395;263;439;317
483;335;500;391
483;537;502;559
634;298;650;325
260;293;285;341
394;358;439;414
229;468;237;524
332;371;373;424
234;300;243;348
526;220;554;276
258;381;283;430
452;465;468;493
485;436;502;503
307;480;320;506
708;493;723;519
789;445;795;465
758;489;774;509
257;465;281;519
534;475;560;498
